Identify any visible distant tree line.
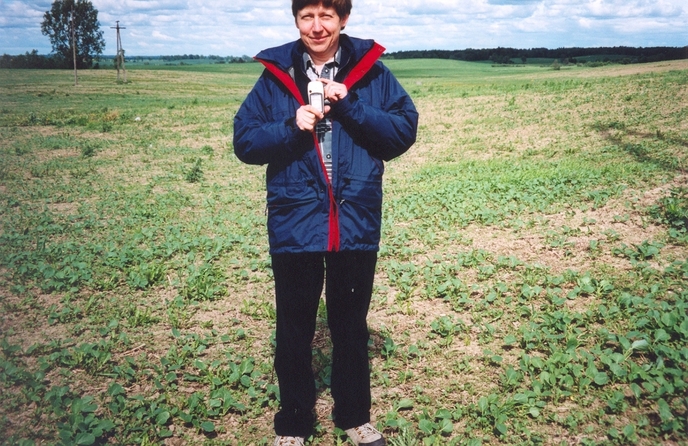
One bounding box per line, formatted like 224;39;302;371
4;46;686;69
0;50;68;69
160;54;222;61
0;52;255;68
385;46;688;64
157;55;253;63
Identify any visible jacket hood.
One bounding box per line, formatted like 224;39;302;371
254;34;378;72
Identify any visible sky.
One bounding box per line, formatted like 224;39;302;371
1;0;687;57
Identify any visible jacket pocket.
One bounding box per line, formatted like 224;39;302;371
267;198;325;251
338;178;383;248
266;181;326;251
339;177;383;210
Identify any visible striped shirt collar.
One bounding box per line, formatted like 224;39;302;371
303;47;341;79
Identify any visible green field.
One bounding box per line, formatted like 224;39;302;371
1;58;687;445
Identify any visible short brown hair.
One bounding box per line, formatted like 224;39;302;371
292;0;352;19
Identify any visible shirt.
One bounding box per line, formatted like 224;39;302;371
303;48;341;182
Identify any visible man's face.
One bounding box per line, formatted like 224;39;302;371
296;4;349;63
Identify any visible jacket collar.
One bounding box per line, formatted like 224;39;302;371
255;34;377;75
254;35;385;106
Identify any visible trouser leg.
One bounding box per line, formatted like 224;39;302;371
325;250;378;430
272;252;324;437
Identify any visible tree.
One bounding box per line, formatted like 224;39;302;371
41;0;105;69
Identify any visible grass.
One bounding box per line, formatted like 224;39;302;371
0;58;687;445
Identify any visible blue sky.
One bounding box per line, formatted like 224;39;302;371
1;0;686;57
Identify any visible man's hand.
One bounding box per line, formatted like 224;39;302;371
320;78;347;105
295;105;324;132
294;79;347;131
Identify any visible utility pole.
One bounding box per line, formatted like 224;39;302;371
111;21;126;83
71;5;77;86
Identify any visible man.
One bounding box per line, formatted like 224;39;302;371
233;1;418;445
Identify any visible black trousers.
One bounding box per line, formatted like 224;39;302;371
271;250;378;437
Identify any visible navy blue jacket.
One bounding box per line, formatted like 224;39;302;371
234;35;418;254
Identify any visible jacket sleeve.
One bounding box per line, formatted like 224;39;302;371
330;64;418;161
233;72;312;166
